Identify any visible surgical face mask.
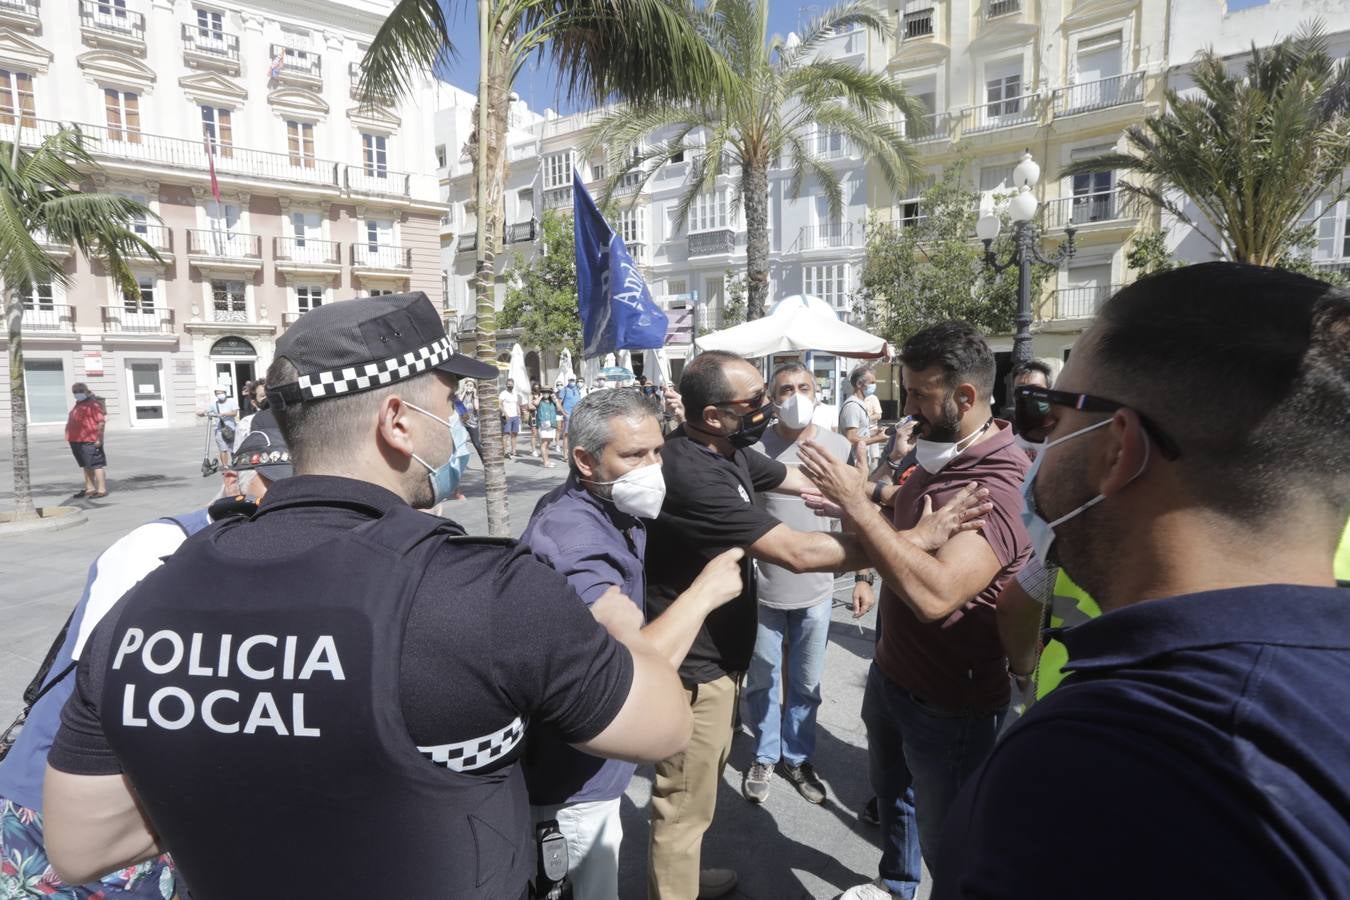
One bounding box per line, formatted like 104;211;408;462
1020;418;1148;569
775;393;815;431
406;402;471;507
585;462;667;519
914;418;991;474
214;393;227;402
863;383;877;397
73;392;88;402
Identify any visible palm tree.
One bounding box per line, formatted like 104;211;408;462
1066;23;1350;266
589;0;924;320
3;127;160;519
359;0;733;536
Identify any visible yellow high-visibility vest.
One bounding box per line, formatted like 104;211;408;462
1336;520;1350;584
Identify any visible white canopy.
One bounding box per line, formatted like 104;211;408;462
697;295;891;359
508;344;530;397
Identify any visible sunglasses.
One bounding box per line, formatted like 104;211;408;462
1013;386;1181;460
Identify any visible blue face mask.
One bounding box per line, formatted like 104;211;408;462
864;383;877;397
406;403;472;506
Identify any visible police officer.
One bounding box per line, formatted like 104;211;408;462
41;293;694;900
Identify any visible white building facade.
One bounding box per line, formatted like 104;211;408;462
4;0;448;435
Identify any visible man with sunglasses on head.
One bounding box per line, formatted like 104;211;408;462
644;350;990;900
933;263;1350;899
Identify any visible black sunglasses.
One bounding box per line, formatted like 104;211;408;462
1013;386;1181;460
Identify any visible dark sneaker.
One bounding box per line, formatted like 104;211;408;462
860;795;880;826
778;760;826;804
741;761;773;803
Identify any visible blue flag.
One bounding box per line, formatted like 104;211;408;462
574;169;668;357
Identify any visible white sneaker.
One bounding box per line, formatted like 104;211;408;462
839;878;903;900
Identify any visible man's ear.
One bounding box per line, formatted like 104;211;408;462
955;382;978;412
1099;409;1150;497
221;469;240;496
574;446;598;479
377;395;417;459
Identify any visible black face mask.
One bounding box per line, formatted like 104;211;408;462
726;402;774;448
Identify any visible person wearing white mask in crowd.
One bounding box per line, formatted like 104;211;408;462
741;363;874;806
519;388;747;900
840;364;889;466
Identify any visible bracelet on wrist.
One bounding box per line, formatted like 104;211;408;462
870;481;885;504
855;572;875;585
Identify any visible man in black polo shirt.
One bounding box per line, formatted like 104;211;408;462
933;264;1350;897
40;293;695;900
644;350;990;900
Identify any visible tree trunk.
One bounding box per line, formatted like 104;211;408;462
744;163;770;320
470;5;514;538
6;287;34;519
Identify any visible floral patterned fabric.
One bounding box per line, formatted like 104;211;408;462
1;800;178;899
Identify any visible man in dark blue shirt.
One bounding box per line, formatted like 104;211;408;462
521;388;744;900
934;263;1350;898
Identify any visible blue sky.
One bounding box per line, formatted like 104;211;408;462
435;1;820;116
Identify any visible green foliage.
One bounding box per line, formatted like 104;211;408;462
1066;21;1350;266
498;210;581;357
1125;232;1181;276
856;157;1048;346
721;271;747;327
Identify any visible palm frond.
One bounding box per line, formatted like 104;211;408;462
359;0;453;106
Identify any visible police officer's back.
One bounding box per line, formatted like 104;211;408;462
42;293;694;899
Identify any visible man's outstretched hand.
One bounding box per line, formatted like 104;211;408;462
798;439;868;510
907;482;993;552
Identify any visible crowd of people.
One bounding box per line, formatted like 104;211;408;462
3;261;1349;900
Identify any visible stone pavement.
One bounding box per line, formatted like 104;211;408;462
0;425;931;900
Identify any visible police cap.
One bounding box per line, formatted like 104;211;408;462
230;410;295;480
267;292;496;408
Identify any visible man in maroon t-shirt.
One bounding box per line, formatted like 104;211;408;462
800;321;1030;900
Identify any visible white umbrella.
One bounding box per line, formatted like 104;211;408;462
580;355;603;391
698;301;891;359
509;343;531;398
557;348;575;384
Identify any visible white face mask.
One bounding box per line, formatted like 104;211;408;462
586;462;666;519
775;393;815;431
914;419;992;474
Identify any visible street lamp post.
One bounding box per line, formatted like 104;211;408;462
978;150;1076;396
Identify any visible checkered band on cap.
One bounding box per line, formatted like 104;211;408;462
417;717;525;773
295;336;454;400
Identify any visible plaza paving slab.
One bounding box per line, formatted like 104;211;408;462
0;424;930;899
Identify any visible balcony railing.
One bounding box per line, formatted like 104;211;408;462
22;304;74;331
1042;189;1142;230
688;229;735;257
543;187;573;210
959;93;1040;132
985;0;1020;18
210;300;249;324
1313;260;1350;280
897;111;949;143
273;235;340;265
127;223;172;254
344;164;412;199
283;310;313;327
901;7;933;40
0;0;40;27
271;44;321;80
1051;283;1120;320
187;229;261;259
1052;71;1145;115
351;242;412;269
814;136;855;161
181;23;240;63
79;0;145;40
506;220;536;243
458;233;477;253
102;305;174;334
797;222;856;250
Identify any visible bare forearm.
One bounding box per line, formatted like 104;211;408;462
840;498;962;621
786;530;871;574
642;589;714;667
998;584;1044;676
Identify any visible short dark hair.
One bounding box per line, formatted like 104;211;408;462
1091;262;1350;521
680;350;744;418
900;320;996;397
771;361;811;385
848;363;873;389
1011;359;1053;384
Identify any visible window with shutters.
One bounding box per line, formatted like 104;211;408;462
126;275;156;313
0;70;35;129
618;207;644;245
362;132;387;177
287;120;315;168
201;106;233;158
20;281;54;311
104;89;140;143
211;279;246;314
804;264;849;308
985;59;1023;117
543;151;573;190
296;284;324;312
689;189;730;233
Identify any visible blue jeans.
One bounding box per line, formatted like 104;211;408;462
744;599;832;767
861;662;1007;898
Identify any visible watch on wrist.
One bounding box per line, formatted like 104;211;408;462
871;481;885;504
855;572;875;585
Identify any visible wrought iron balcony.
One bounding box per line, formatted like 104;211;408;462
273;236;341;266
344;164;411;199
1052;71;1145;116
505;220;535;243
985;0;1020;18
187;229;261;260
1041;190;1143;230
543;187;573;210
688;229;735;257
102;305;174;334
896;111;949;143
1049;283;1120;320
270;44;322;87
796;222;856;251
21;303;75;332
901;7;933;40
958;93;1040;133
351;242;412;270
210;299;249;324
0;0;40;31
79;0;146;51
129;223;172;255
182;23;240;73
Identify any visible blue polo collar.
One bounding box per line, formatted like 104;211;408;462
1058;584;1350;674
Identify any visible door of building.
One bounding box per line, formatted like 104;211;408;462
210;336;258;411
23;359;66;425
126;360;167;427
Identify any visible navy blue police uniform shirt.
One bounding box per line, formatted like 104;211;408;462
47;477;635;834
644;426;787;685
933;584;1350;900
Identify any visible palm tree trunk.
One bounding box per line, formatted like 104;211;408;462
6;287;34;519
744;163;770;320
471;4;514;538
